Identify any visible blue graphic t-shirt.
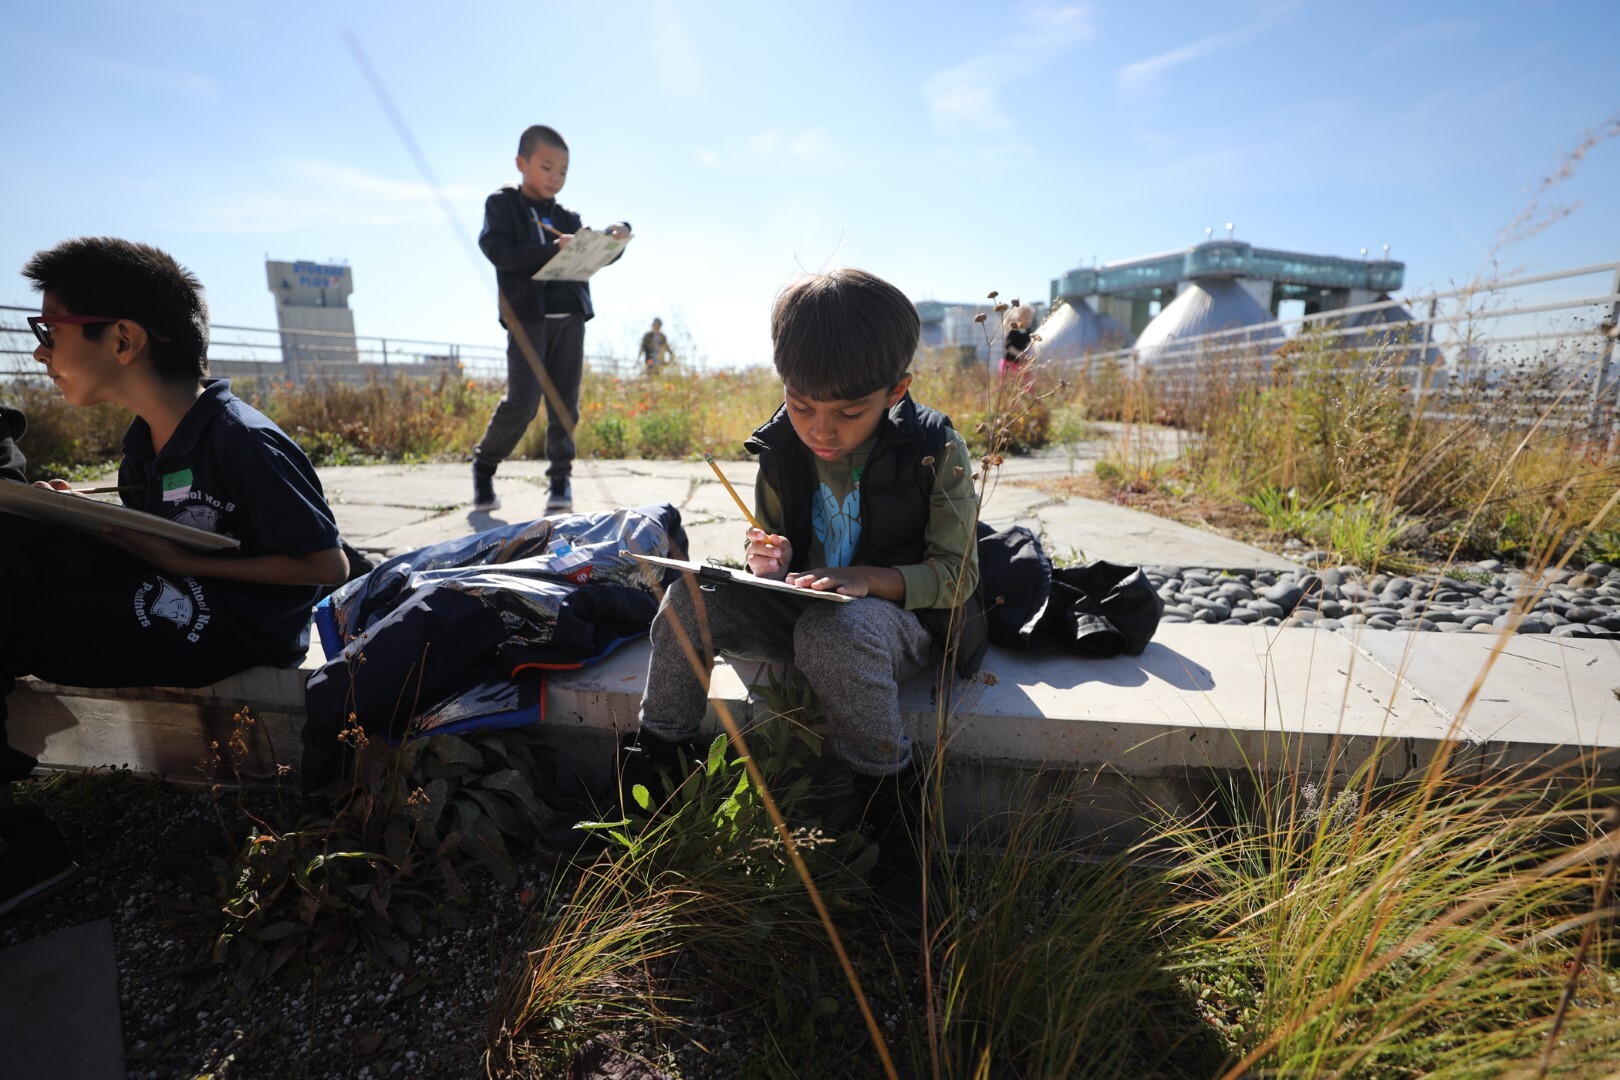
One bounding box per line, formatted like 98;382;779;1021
806;438;874;568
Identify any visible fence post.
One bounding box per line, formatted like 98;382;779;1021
1587;265;1620;450
1416;297;1438;392
381;338;390;379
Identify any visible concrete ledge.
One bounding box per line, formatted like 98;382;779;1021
9;626;1619;843
8;648;322;783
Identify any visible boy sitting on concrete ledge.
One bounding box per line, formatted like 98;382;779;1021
617;268;985;909
0;237;347;914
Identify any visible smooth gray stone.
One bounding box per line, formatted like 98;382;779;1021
1194;609;1221;624
1462;615;1493;629
1315;618;1343;631
1596;615;1620;630
1565;606;1604;623
1585;562;1615;576
1258;616;1282;627
1320;568;1346;588
1248;599;1285;619
1476;559;1504;572
1397;618;1440;632
1265;583;1305;611
1368;617;1398;630
1164;604;1197;619
1553;624;1601;638
1218;582;1256;602
1218;618;1248;626
1190;596;1233;619
1516;621;1553;634
1433;590;1466;605
1228;607;1263;624
1422;610;1463;623
1159;613;1192;623
1436;622;1468;632
1182;572;1215;587
1317;600;1347;619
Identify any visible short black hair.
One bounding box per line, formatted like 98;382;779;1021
23;237;209;383
518;125;568;158
771;268;919;400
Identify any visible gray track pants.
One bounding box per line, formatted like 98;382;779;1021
473;314;585;480
638;575;935;776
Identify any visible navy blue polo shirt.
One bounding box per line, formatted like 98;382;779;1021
117;380;341;662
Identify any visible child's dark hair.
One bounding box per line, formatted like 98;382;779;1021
771;268;919;400
518;125;568;158
23;237;209;383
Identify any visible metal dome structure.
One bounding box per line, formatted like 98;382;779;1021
1032;298;1134;361
1134;277;1283;367
1331;296;1439;369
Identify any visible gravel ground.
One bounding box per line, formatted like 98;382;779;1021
1150;554;1620;636
1;773;552;1079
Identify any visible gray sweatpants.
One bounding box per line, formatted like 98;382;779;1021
638;576;935;776
473;314;585;481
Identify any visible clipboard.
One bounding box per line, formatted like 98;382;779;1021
624;551;853;602
0;481;241;552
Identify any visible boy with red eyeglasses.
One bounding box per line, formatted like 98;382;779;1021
0;237;348;915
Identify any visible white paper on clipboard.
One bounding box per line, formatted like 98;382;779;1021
623;551;853;602
530;227;630;282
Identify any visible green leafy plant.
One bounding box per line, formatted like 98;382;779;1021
635;408;694;459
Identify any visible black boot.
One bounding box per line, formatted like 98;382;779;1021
852;762;930;927
616;729;706;817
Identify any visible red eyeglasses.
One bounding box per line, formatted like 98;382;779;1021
27;314;172;349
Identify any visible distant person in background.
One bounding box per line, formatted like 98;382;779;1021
0;406;24;484
471;124;633;514
639;317;673;375
1000;305;1035;389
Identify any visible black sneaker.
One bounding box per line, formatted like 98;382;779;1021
472;465;500;512
616;730;703;816
546;476;573;514
0;808;82;916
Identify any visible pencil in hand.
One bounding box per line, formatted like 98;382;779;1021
703;452;764;533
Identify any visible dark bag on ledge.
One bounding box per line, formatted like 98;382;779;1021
976;521;1163;659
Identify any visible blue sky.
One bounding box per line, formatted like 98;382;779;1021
3;0;1617;369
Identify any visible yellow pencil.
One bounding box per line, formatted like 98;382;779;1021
704;452;765;533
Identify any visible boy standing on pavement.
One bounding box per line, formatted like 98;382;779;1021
618;268;986;907
471;124;632;513
0;237;347;914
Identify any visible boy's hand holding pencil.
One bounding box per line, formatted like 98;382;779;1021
705;451;792;580
745;526;792;580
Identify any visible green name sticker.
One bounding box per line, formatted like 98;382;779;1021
161;468;194;502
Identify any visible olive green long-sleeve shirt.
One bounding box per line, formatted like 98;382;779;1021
755;428;979;611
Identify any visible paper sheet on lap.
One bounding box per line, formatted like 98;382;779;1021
625;552;853;602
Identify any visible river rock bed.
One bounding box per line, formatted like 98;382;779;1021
1147;558;1620;637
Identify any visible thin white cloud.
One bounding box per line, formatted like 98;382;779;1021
703;128;840;169
651;0;706;103
1371;20;1483;58
177;160;481;233
166;2;258;28
922;2;1096;154
98;57;218;99
1116;2;1300;101
1117;30;1249;98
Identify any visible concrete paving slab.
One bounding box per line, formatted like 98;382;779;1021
0;919;125;1078
315;454;1297;574
915;624;1458;776
1346;628;1620;753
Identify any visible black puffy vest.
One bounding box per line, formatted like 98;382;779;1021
745;394;987;677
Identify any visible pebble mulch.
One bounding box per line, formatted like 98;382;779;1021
1148;557;1620;637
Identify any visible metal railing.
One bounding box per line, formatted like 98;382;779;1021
0;307;544;384
1043;261;1620;439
